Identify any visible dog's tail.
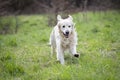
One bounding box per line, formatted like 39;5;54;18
47;42;51;46
47;38;51;47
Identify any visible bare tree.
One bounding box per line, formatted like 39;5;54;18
35;0;70;27
82;0;88;21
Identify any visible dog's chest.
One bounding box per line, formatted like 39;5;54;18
61;38;71;48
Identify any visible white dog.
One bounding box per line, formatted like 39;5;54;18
49;15;79;64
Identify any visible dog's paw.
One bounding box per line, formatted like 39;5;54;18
74;54;79;58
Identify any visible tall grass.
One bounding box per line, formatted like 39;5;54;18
0;11;120;80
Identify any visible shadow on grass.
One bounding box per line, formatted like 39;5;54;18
65;52;85;65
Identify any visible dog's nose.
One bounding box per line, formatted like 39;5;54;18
66;31;69;35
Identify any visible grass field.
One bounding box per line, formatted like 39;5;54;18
0;11;120;80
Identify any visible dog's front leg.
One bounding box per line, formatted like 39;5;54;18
56;43;64;64
70;44;79;57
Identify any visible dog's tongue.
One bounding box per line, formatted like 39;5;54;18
63;33;69;38
65;34;69;38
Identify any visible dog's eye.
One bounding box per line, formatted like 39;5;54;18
68;26;71;28
62;26;65;28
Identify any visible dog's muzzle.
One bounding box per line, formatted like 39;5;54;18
63;31;69;38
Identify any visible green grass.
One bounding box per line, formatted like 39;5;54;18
0;11;120;80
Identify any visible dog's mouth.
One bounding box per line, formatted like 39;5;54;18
63;33;69;38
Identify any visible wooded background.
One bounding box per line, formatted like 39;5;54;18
0;0;120;34
0;0;120;15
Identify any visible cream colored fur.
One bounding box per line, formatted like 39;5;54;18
49;15;79;64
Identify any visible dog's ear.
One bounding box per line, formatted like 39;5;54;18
57;15;62;21
72;23;76;29
68;15;73;21
57;23;62;33
58;23;61;29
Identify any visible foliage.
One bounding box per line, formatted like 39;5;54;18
0;0;120;15
0;16;16;34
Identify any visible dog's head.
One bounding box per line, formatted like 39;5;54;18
57;15;75;38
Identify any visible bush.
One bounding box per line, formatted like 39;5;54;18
0;16;16;34
8;38;18;47
0;51;25;76
5;63;25;76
